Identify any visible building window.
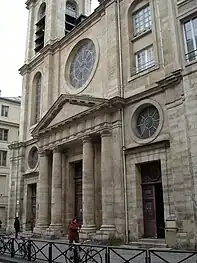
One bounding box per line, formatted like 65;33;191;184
65;1;79;35
136;105;160;139
1;105;9;117
69;40;96;89
135;45;155;72
66;2;77;18
133;5;151;36
0;129;8;141
35;3;46;53
28;147;39;169
35;73;41;123
183;17;197;62
0;151;7;166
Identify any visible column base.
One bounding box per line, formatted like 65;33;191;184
100;224;115;232
33;225;48;237
46;224;64;238
80;225;96;239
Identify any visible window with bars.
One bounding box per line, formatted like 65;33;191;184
183;16;197;62
0;151;7;166
133;5;151;36
35;74;41;123
1;105;9;117
135;45;155;73
0;129;8;141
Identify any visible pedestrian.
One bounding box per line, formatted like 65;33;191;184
68;218;80;245
14;217;20;238
0;220;2;228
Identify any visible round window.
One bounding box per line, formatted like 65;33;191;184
28;147;39;169
69;40;96;89
136;105;160;139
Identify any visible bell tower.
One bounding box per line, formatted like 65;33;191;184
25;0;91;62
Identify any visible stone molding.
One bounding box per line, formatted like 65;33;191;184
8;141;26;150
32;95;124;138
52;146;61;153
38;149;48;157
100;129;112;137
82;135;92;143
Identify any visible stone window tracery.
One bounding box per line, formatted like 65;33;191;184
28;147;39;169
69;40;96;89
136;105;159;139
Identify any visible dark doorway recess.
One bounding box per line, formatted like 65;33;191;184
74;160;83;225
140;161;165;238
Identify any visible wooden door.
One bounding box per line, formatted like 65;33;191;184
74;161;82;224
142;184;157;238
75;178;82;222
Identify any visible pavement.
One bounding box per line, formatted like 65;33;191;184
0;238;197;263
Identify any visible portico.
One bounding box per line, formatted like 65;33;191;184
33;94;124;237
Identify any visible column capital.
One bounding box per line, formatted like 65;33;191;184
82;135;91;143
38;149;48;157
52;145;61;153
100;129;111;137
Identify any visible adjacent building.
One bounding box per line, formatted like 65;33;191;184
7;0;197;248
0;96;20;228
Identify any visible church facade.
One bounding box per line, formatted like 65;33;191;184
7;0;197;248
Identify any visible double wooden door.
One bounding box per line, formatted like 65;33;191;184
74;161;83;224
141;161;165;238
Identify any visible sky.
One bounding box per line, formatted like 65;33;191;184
0;0;98;98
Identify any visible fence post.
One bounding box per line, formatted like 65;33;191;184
105;247;110;263
145;250;151;263
27;239;31;261
74;245;79;263
10;238;15;258
48;243;52;263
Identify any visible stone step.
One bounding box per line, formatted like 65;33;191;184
129;238;167;249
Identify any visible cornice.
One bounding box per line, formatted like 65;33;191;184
25;0;36;10
156;69;182;90
8;141;26;150
31;94;109;136
126;69;183;105
0;120;19;128
32;95;125;137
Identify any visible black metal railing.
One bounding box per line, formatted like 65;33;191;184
1;235;197;263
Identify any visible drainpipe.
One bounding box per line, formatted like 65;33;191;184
116;0;129;244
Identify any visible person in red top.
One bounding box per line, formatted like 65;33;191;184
68;218;80;244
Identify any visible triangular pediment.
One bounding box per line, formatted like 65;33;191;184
32;94;107;136
48;102;89;128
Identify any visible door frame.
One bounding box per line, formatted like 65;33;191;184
140;161;165;238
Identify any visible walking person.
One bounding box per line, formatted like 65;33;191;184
14;217;20;238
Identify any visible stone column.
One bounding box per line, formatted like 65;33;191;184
100;130;115;232
50;147;62;230
81;136;96;233
35;150;49;230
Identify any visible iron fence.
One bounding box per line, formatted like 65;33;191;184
0;235;197;263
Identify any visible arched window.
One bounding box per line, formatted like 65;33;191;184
35;3;46;53
32;73;41;124
37;2;46;20
65;1;78;35
66;1;77;17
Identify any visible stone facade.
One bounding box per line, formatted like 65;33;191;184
7;0;197;248
0;96;20;229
